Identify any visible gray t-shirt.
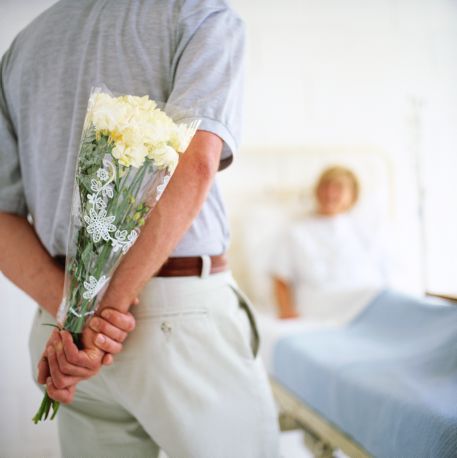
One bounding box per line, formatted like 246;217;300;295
0;0;244;257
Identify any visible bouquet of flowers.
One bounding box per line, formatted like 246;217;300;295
33;88;199;423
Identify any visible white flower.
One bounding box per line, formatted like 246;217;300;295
121;94;157;112
124;144;148;168
102;183;114;199
82;275;110;300
148;145;179;172
156;174;171;200
170;122;196;153
90;179;102;192
141;111;173;145
89;93;129;132
115;229;127;241
112;142;126;160
122;230;138;254
87;193;105;209
112;142;148;168
111;229;128;253
87;91;198;170
96;168;109;181
84;208;116;243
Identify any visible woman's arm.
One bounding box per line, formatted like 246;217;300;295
273;276;299;319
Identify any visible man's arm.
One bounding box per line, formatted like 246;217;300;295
0;213;65;317
98;130;223;314
0;212;136;362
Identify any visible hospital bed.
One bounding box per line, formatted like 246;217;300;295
219;146;456;457
267;290;457;458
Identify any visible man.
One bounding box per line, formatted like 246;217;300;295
0;1;280;457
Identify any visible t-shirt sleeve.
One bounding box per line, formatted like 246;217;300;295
167;5;245;170
0;52;27;216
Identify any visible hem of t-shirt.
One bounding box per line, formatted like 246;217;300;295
0;199;28;217
174;115;238;169
171;237;229;257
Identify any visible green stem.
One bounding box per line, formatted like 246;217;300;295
32;391;60;424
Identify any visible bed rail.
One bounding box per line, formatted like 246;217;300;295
271;377;372;458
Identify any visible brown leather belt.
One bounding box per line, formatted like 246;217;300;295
156;255;228;277
54;254;228;277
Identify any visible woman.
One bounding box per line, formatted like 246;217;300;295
272;166;389;321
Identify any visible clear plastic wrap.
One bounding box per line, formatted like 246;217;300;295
33;87;200;423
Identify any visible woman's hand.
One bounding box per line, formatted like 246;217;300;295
279;308;300;319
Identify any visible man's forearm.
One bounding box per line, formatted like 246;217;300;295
0;213;64;317
99;131;223;313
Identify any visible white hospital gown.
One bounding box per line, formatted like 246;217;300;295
271;213;388;323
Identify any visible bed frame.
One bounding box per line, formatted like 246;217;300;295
271;377;372;458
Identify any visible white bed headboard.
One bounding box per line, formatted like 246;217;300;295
218;145;395;313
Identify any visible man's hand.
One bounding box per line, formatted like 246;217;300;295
87;307;136;357
37;307;136;403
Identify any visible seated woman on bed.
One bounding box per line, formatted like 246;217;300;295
271;165;389;322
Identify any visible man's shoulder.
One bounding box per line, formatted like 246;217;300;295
2;1;64;67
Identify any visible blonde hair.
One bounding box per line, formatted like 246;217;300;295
315;165;360;207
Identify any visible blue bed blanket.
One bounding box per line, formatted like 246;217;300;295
273;290;457;458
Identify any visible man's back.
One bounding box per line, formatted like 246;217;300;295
0;5;283;456
1;0;243;256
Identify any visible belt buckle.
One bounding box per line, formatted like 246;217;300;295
200;255;211;278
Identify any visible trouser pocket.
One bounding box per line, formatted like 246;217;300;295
228;283;260;359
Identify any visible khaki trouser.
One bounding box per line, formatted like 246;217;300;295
30;271;280;458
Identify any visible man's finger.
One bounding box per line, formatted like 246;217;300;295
93;334;123;355
37;355;50;385
100;308;136;333
89;316;127;343
46;328;60;347
46;377;76;405
60;331;100;371
102;353;114;366
47;346;82;389
55;340;94;378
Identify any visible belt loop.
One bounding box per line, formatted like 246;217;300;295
200;255;211;278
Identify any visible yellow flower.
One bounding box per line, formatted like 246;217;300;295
127;144;148;168
120;95;157;113
112;142;127;161
112;142;145;168
89;93;129;132
169;123;194;153
148;144;179;172
87;91;197;170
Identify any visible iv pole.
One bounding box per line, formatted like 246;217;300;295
408;95;427;293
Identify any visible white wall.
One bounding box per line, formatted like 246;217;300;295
228;0;457;295
0;0;456;456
